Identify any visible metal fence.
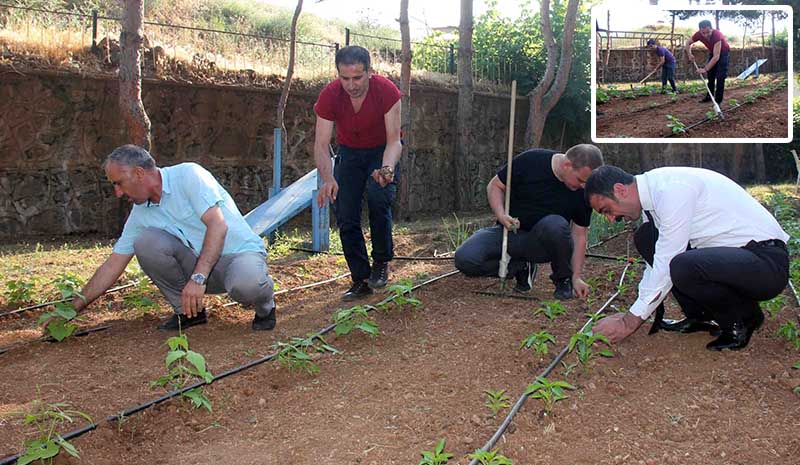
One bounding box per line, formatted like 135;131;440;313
0;3;338;80
347;28;520;83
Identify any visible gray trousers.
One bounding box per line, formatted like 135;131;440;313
133;228;275;317
454;214;574;282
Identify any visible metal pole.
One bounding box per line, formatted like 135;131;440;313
345;27;350;46
91;9;98;50
272;128;282;198
449;44;455;74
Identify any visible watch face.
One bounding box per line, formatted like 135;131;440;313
192;274;205;284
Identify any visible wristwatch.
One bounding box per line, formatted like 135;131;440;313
190;273;207;285
379;165;394;177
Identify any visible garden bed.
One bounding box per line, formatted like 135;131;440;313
1;206;798;464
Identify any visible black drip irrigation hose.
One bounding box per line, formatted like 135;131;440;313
289;247;455;261
0;281;143;319
664;101;750;138
0;325;110;356
221;272;352;308
587;228;631;250
0;269;461;465
467;262;632;464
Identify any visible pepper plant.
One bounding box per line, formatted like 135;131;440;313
519;330;556;355
484;389;511;418
532;301;567;321
150;333;214;412
333;304;379;337
38;273;86;342
12;399;91;465
777;321;800;350
418;438;453;465
272;334;339;375
467;448;514;465
569;330;614;373
665;114;686;134
761;295;785;319
5;278;37;305
524;376;575;415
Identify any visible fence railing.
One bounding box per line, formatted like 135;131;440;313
0;3;518;84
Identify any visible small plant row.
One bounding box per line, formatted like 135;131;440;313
419;263;633;465
597;77;768;107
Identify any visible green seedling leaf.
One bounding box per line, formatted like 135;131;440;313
166;334;189;351
56;435;80;458
47;320;77;341
165;350;187;368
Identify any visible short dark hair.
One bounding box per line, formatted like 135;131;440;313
646;38;656;46
103;144;156;171
699;20;712;29
584;165;635;202
335;45;371;72
565;144;604;170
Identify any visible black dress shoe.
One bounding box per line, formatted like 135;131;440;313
706;313;764;351
342;280;373;301
553;278;574;300
252;307;276;331
660;317;720;335
699;96;712;103
158;310;207;331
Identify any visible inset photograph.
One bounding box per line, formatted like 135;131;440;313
592;5;792;141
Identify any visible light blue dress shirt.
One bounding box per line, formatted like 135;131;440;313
112;163;265;257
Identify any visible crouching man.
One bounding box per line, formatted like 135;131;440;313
63;144;276;331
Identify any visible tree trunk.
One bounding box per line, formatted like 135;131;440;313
525;0;579;148
770;12;776;73
754;143;766;182
603;11;611;84
714;11;720;30
398;0;412;217
119;0;151;150
455;0;473;211
761;12;765;59
276;0;303;167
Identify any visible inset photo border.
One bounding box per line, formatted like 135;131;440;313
591;3;793;143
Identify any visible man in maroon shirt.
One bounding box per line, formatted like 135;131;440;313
313;45;403;301
684;19;730;105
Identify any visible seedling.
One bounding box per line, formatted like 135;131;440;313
483;389;511;418
532;300;567;321
705;110;718;121
52;273;84;299
560;360;577;377
665;115;686;135
442;213;475;250
383;279;422;308
12;399;91;465
761;295;785;319
122;280;158;313
519;330;556;355
670;94;678;103
524;376;575;415
569;330;614;373
728;98;738;106
272;333;339;375
777;321;800;350
38;275;85;342
744;94;756;104
596;89;609;104
467;448;514;465
333;304;379;337
150;333;214;412
5;278;36;305
418;438;453;465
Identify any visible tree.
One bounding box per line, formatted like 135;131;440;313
276;0;304;166
119;0;151;150
455;0;474;210
524;0;579;148
398;0;412;214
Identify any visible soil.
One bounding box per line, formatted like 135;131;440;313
596;77;790;139
1;228;799;465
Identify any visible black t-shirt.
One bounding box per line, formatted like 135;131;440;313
496;149;592;231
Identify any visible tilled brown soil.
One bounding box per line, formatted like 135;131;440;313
1;232;799;465
595;77;790;139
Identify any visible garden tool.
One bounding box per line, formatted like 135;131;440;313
638;67;658;84
693;61;724;119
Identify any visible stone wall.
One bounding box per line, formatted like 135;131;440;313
0;70;528;238
599;46;788;83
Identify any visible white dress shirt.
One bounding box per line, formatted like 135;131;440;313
630;167;789;319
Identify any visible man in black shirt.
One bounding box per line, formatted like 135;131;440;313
455;144;604;300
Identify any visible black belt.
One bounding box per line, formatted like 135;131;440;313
746;239;787;250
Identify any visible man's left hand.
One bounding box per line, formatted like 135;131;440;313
593;312;644;343
371;166;394;187
572;277;590;298
697;67;707;75
182;281;206;318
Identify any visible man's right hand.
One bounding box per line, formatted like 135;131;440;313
498;215;520;232
317;178;338;208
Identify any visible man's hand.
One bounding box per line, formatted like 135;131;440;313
697;67;707;75
317;178;339;208
593;312;645;343
371;166;394;188
572;277;590;298
181;281;206;318
498;214;520;232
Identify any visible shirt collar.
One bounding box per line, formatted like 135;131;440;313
147;168;170;207
635;173;654;212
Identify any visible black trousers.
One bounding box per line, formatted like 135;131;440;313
706;51;729;103
634;222;789;329
454;214;573;282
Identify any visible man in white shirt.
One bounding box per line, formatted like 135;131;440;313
584;166;789;351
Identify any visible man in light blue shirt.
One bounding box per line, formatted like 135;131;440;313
65;145;276;331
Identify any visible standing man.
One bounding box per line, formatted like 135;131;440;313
454;145;604;300
585;166;789;351
646;38;677;94
62;145;277;331
314;45;403;301
684;19;730;104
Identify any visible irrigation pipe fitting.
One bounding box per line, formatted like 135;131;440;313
467;262;632;464
0;269;461;465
